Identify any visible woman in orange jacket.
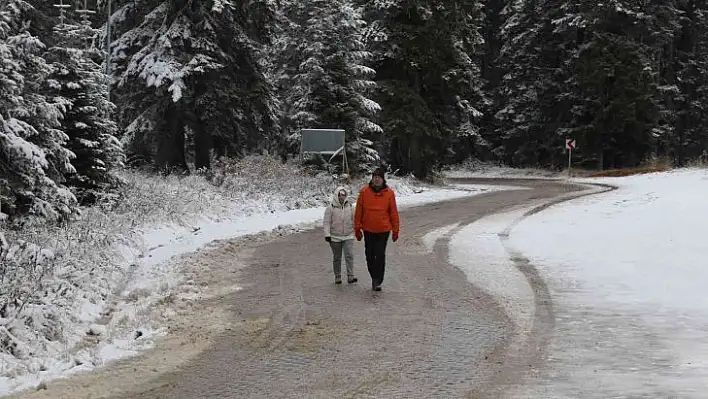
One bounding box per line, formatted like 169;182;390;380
354;167;400;291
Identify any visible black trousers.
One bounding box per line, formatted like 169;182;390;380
364;231;390;285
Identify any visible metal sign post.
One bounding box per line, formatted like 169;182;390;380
565;138;576;178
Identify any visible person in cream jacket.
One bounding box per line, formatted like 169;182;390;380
323;186;358;284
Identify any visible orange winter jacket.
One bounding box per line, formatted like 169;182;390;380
354;184;400;233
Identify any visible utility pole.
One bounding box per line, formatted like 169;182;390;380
75;0;95;49
54;0;70;25
106;0;112;102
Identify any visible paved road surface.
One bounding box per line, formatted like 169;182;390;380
11;179;589;399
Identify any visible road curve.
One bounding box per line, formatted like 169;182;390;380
10;179;591;399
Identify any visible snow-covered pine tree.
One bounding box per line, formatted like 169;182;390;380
190;0;281;166
0;0;78;222
668;0;708;165
477;0;507;159
276;0;381;173
45;18;124;204
494;0;549;166
109;0;279;172
101;0;166;167
553;0;679;169
358;0;487;177
493;0;681;169
606;0;680;166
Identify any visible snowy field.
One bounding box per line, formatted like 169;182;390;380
449;167;708;397
0;156;500;396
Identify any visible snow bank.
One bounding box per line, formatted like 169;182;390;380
506;168;708;397
442;159;563;180
448;209;536;332
421;223;460;253
0;156;489;396
447;179;609;332
451;183;531;193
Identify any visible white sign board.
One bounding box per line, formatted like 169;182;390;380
299;129;345;155
565;139;576;150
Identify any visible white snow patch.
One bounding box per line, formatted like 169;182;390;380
448;208;537;333
421;223;459;253
421;186;527;253
443;160;562;180
506;168;708;398
97;327;166;364
452;183;530;193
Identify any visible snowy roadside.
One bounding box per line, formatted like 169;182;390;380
444;182;608;358
450;167;708;397
0;159;508;396
441;159;564;180
505;168;708;398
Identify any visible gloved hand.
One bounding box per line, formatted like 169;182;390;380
355;229;363;241
392;231;399;242
325;236;331;242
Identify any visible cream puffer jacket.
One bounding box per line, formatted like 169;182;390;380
323;186;354;242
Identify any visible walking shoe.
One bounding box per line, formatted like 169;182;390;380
372;279;381;291
347;277;358;284
335;277;342;284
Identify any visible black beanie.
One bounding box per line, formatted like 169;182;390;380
372;167;385;178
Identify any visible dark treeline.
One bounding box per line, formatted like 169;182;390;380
2;0;707;222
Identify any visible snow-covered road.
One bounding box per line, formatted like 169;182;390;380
3;179;577;398
450;168;708;397
5;167;705;398
0;180;515;397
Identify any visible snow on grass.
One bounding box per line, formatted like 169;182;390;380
441;159;563;179
505;168;708;398
0;155;487;396
451;183;531;193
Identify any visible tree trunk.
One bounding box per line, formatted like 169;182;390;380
212;137;226;158
156;102;188;173
194;122;212;170
676;129;685;166
409;135;427;178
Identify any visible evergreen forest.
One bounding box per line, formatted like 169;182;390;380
2;0;707;223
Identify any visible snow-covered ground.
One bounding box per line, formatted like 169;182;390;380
0;157;504;396
7;158;702;397
448;207;538;337
449;167;708;397
441;159;563;179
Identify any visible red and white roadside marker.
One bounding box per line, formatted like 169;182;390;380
565;139;576;177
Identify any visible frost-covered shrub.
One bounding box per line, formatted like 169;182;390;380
0;238;58;359
0;206;136;375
